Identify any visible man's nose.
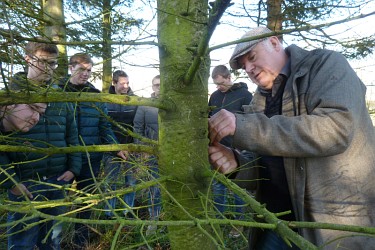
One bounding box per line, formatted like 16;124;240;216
31;112;40;123
244;62;254;74
46;66;54;74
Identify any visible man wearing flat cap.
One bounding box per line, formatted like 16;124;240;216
208;26;375;249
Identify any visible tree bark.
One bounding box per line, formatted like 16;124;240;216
42;0;67;78
102;0;112;92
156;0;219;249
267;0;283;42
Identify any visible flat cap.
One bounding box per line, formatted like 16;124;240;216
229;27;272;69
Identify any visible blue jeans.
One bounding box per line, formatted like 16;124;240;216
255;230;300;250
103;154;136;217
212;180;245;219
146;158;161;220
7;177;69;250
74;161;101;248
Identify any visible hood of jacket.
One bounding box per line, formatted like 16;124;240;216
227;82;248;92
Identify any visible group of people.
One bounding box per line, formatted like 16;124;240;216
0;40;162;249
103;71;162;236
1;24;375;250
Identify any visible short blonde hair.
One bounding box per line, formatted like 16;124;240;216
69;53;93;66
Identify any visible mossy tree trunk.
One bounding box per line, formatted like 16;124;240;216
266;0;283;42
42;0;67;78
156;0;219;249
102;0;112;92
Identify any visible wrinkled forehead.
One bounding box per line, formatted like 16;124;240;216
27;103;47;113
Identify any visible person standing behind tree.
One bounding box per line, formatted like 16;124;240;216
60;53;126;249
133;75;162;236
209;65;253;238
103;70;138;219
2;40;82;250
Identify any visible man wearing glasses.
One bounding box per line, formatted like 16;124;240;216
1;40;81;250
11;41;58;90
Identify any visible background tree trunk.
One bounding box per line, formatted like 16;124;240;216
42;0;67;78
267;0;283;42
102;0;112;92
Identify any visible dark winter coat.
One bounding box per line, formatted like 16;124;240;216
0;72;82;189
209;82;252;147
60;81;118;176
107;86;137;144
208;82;253;116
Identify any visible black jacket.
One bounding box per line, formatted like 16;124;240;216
107;86;138;144
208;82;252;146
208;82;253;116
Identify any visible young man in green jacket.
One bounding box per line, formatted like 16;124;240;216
1;40;81;250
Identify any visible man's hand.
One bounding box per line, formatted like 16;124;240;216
10;184;33;199
117;150;129;160
141;152;150;161
209;109;236;144
57;171;75;182
209;142;238;174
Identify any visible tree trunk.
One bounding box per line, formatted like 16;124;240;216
102;0;112;92
157;0;218;249
42;0;67;78
267;0;283;42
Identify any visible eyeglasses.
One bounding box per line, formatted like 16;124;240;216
31;56;58;69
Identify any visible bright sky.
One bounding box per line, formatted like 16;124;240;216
1;1;373;99
87;1;375;99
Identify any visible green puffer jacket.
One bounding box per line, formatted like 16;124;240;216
234;45;375;249
0;73;82;189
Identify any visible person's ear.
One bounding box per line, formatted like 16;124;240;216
269;36;281;51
